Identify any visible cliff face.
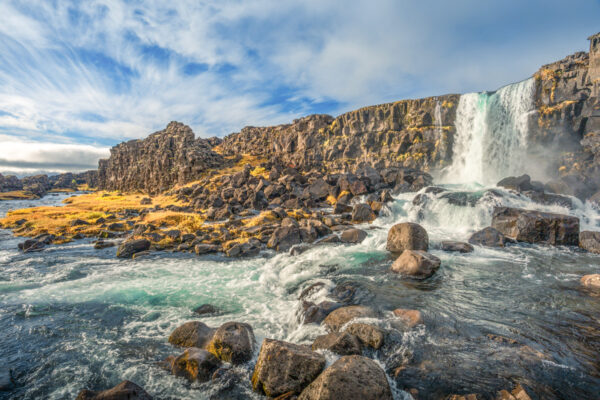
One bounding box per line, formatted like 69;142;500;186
531;51;600;198
97;122;224;194
220;95;460;173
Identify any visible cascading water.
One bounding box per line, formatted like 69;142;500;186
443;78;536;185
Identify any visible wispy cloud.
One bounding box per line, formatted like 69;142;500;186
0;0;598;174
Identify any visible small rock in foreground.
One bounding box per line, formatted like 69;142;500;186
76;380;152;400
441;240;474;253
390;250;440;279
207;321;255;363
168;321;215;348
580;274;600;291
298;355;392;400
252;339;325;397
579;231;600;254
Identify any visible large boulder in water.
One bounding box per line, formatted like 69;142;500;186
351;203;376;222
468;227;512;247
116;239;150;258
168;321;215;348
297;355;393;400
312;331;362;355
491;207;579;245
76;380;152;400
441;240;474;253
391;250;440;279
579;231;600;254
207;321;255;363
252;339;326;397
323;305;377;332
345;323;384;349
497;174;535;192
166;347;221;382
267;221;302;252
386;222;429;253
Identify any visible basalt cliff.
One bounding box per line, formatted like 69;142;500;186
95;35;600;202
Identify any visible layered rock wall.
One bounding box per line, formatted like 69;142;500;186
220;95;460;173
97;122;224;194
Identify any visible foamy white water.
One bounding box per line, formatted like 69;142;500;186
443;78;536;185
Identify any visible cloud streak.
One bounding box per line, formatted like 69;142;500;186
0;0;599;174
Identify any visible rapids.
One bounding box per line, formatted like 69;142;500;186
1;186;599;399
1;79;600;399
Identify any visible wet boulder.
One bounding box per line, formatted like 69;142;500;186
195;243;220;255
340;228;367;244
166;347;221;382
298;355;393;400
391;250;440;279
312;331;362;355
579;231;600;254
468;227;511;247
252;339;326;397
441;240;474;253
19;238;46;253
193;304;220;316
76;380;152;400
116;238;150;258
392;308;423;328
491;207;579;245
94;240;117;250
351;203;376;222
497;174;535;192
207;321;255;364
580;274;600;291
386;222;429;253
323;305;377;332
225;238;261;257
345;323;384;349
300;300;342;324
168;321;215;348
496;384;532;400
267;223;302;252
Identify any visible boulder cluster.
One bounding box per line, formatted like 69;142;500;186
106;162;432;259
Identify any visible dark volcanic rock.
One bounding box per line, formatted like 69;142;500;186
390;250;441;279
580;231;600;253
168;321;215;348
345;323;384;349
468;227;512;247
267;224;302;252
166;347;221;382
351;203;376;222
193;304;220;316
340;228;367;243
441;240;474;253
386;222;429;253
207;321;255;364
300;300;342;324
312;331;362;355
323;305;377;332
497;174;535;192
76;380;152;400
116;239;150;258
491;206;579;245
97;121;224;194
297;355;393;400
252;339;326;397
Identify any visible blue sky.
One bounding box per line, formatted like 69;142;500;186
0;0;599;174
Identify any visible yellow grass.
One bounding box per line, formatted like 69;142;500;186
0;191;184;239
143;211;205;233
243;210;280;227
0;191;38;201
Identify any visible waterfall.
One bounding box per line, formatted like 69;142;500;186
443;78;536;185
